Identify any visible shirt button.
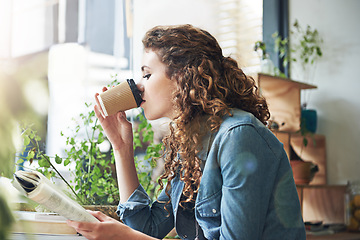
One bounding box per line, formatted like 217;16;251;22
212;208;217;213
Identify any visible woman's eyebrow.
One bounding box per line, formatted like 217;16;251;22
141;65;150;71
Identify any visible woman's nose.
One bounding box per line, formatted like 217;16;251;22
136;83;144;93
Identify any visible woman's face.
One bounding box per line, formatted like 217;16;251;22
139;49;177;120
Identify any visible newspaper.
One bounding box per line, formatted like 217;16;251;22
13;170;99;223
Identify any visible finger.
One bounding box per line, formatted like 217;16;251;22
117;111;130;124
76;231;93;240
94;92;101;110
94;104;105;120
66;220;96;232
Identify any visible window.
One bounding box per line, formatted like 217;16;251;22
216;0;263;75
0;0;57;58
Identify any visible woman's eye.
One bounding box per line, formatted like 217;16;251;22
143;74;151;80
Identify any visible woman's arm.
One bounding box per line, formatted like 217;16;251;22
113;147;140;204
67;211;160;240
217;125;304;239
93;91;174;238
118;183;175;238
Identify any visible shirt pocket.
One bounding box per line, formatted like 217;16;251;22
196;189;222;228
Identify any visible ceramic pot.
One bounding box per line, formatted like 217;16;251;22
301;109;317;133
290;160;319;185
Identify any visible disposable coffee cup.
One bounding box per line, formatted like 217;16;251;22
96;79;143;116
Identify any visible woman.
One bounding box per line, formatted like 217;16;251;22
67;24;306;240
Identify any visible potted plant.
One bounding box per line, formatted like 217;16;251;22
290;19;323;85
0;136;16;240
0;71;24;239
271;31;290;78
272;20;323;133
291;19;323;136
254;41;275;76
271;19;323;83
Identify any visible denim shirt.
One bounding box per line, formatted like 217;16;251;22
117;109;306;240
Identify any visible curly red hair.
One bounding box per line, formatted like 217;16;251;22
142;24;270;206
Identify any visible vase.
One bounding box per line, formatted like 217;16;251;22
345;181;360;232
301;108;317;133
290;160;319;185
260;57;275;75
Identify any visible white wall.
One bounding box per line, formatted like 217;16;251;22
289;0;360;184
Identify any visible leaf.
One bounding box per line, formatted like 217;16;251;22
64;159;71;166
23;136;30;147
17;158;24;164
28;150;35;160
55;155;62;164
303;138;308;147
38;158;50;168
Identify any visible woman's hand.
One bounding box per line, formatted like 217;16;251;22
67;211;156;240
94;87;133;151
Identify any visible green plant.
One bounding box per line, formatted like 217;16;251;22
271;19;323;82
18;113;112;205
133;113;164;200
0;192;14;240
18;80;163;205
272;31;290;69
61;102;119;205
254;41;278;76
254;41;268;60
291;19;323;72
298;117;316;148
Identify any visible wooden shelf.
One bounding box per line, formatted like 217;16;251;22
257;74;347;227
258;73;317;132
307;232;360;240
297;184;347;224
272;131;327;185
258;73;317;90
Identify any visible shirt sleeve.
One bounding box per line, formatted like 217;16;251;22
116;184;175;239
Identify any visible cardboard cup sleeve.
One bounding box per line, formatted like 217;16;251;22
96;79;143;116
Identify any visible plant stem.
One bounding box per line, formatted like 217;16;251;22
31;138;84;204
86;117;98;204
45;155;84;204
33;141;83;203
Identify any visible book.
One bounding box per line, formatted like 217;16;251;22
12;170;99;224
12;211;78;235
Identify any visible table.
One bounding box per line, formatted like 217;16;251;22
307;232;360;240
10;233;87;240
